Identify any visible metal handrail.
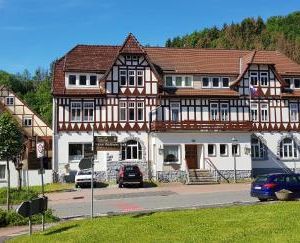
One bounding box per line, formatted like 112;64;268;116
205;158;230;183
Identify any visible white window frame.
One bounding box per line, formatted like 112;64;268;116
290;103;298;122
212;77;220;88
137;102;144;121
260;103;269;122
251;103;258;122
71;102;82;122
220;103;229;121
79;75;87;86
251;137;266;160
232;144;240;156
210;103;219;121
137;70;144;86
0;164;6;180
294;78;300;89
284;78;291;88
208;144;216;157
170;103;180;122
68;74;77;86
121;140;142;161
69;143;92;162
23;117;32;127
202;77;210;88
83;102;94;122
250;72;258;86
119;102;127;121
280;138;298;159
222;77;230;88
163;145;180;164
220;144;228;157
5;97;14;106
260;72;269;86
119;70;127;86
128;70;136;86
89;75;97;86
165;76;193;88
65;73;100;88
128;102;135;121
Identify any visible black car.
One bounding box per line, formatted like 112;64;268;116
116;165;143;188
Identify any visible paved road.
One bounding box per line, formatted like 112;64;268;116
48;184;257;218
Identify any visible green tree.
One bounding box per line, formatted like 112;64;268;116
0;112;23;210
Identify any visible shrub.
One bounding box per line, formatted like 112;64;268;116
0;209;8;227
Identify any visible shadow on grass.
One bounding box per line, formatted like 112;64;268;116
132;212;155;218
43;224;78;235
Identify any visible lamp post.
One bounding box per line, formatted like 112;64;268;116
232;137;238;183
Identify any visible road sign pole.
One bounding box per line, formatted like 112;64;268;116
37;137;45;231
29;216;32;235
91;126;94;219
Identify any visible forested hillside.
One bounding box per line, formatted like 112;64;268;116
166;11;300;63
0;68;52;125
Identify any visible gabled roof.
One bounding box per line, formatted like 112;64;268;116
119;33;145;54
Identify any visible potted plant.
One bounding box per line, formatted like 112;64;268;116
275;189;294;201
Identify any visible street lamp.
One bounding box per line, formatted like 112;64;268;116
232;137;238;183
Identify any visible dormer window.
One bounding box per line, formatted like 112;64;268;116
165;76;193;88
222;78;229;87
79;75;87;85
132;56;138;61
260;72;268;86
250;72;258;86
285;78;291;88
90;75;97;86
128;70;135;86
294;78;300;88
166;76;173;86
69;75;76;85
5;97;14;106
212;77;220;88
203;77;209;88
202;77;229;88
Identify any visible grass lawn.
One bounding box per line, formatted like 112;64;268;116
11;202;300;243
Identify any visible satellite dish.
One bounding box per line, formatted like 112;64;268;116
79;158;92;170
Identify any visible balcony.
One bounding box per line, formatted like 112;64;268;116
150;120;252;132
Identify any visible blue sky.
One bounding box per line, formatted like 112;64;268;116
0;0;299;74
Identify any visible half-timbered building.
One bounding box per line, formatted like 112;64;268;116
52;33;300;183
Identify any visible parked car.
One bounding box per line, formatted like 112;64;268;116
75;169;97;188
116;165;143;188
251;173;300;201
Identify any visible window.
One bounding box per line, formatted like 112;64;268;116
280;138;298;159
128;70;135;86
212;77;220;88
251;137;266;159
261;104;268;122
119;102;126;121
5;97;14;106
0;164;5;180
222;78;229;87
290;103;298;122
250;72;258;86
137;102;144;121
128;102;135;121
137;70;144;86
121;140;142;160
185;77;192;86
208;144;216;156
260;72;268;86
251;103;258;122
83;102;94;122
69;143;92;161
79;75;87;85
90;76;97;86
23;117;32;127
69;75;76;85
294;79;300;89
220;103;229;121
232;144;240;156
210;103;218;121
170;103;180;122
120;70;127;86
132;56;138;61
175;76;182;86
166;76;173;86
220;144;228;156
285;78;291;88
71;102;82;122
202;77;210;88
164;145;179;163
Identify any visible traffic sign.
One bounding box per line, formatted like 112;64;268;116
79;158;92;170
36;142;45;158
16;197;48;218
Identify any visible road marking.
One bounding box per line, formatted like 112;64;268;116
113;202;144;212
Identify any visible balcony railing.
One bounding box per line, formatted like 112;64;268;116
150;120;252;132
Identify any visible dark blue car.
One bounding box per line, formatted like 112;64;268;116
251;173;300;201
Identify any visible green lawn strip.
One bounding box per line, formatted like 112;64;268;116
0;183;74;205
10;202;300;243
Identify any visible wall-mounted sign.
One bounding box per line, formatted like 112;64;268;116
94;136;124;151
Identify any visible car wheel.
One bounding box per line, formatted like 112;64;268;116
118;182;123;188
258;197;268;202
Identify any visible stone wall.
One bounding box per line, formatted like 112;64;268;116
218;170;252;181
156;171;186;183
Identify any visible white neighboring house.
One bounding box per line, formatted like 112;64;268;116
0;85;53;188
52;33;300;183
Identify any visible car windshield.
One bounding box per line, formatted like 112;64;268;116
254;175;269;183
124;166;140;173
78;170;92;175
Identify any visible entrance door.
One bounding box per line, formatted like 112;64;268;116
185;145;198;169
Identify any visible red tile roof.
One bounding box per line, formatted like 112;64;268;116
52;34;300;96
161;88;240;97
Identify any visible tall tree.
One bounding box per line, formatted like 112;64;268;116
0;112;23;210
